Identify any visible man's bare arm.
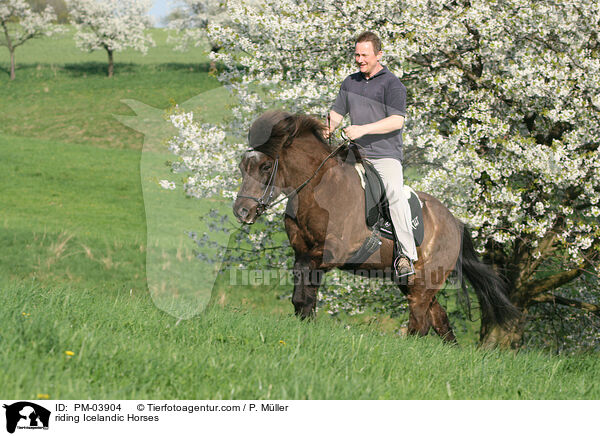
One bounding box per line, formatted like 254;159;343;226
344;115;405;140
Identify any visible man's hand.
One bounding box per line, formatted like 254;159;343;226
343;125;367;140
324;110;343;140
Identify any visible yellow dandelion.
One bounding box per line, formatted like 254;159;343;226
21;312;30;317
37;394;49;400
278;340;286;346
65;350;75;357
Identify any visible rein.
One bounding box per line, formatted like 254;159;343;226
237;135;351;218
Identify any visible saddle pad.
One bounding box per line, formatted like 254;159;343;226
354;163;424;247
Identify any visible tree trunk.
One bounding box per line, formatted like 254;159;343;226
107;49;114;78
209;45;221;75
480;309;528;349
2;23;15;80
10;49;15;80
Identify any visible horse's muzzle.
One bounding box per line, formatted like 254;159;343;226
233;202;257;224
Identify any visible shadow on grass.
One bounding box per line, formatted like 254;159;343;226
63;62;134;76
0;61;219;80
62;61;213;77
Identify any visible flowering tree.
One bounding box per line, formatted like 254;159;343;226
68;0;155;77
0;0;59;80
168;0;600;348
167;0;229;72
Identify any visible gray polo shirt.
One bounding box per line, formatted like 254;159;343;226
331;65;406;161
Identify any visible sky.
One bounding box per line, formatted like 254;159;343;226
149;0;179;27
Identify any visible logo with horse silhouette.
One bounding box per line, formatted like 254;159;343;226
3;402;51;434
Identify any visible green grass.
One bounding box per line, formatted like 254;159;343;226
0;27;222;149
2;280;598;399
0;134;146;289
0;28;232;293
1;135;145;239
0;64;220;149
0;28;598;399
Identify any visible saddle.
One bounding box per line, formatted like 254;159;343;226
355;161;424;246
342;149;424;266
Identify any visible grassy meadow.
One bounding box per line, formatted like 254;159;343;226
0;28;598;400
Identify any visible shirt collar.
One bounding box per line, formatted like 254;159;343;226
362;65;388;81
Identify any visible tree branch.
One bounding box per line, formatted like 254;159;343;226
513;219;563;289
1;21;13;52
530;293;600;317
13;31;37;49
518;267;583;302
583;92;600;114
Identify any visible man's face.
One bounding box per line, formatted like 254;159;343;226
355;41;382;78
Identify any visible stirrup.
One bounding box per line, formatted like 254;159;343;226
393;255;415;278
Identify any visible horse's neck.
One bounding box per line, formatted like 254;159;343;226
281;139;347;192
282;139;361;225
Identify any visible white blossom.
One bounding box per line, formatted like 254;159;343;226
159;179;176;190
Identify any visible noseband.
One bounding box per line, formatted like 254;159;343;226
236;154;280;216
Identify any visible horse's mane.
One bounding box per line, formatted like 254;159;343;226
248;110;334;158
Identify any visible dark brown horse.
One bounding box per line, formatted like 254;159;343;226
233;110;518;342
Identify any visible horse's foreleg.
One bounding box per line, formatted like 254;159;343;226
291;255;323;319
429;298;457;343
407;295;432;336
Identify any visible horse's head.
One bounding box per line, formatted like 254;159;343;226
233;110;298;224
233;110;329;224
233;149;283;224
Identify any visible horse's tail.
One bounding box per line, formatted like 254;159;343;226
456;224;520;328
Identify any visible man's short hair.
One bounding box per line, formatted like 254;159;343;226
356;31;382;53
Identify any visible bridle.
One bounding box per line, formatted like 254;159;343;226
235;154;280;217
236;123;352;219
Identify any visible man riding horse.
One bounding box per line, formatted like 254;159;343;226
325;31;417;277
233;32;519;341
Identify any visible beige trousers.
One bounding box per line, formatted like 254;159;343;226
366;157;418;261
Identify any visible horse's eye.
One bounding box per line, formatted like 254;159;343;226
260;163;272;173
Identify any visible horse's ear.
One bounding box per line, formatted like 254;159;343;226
248;118;272;148
249;110;291;148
